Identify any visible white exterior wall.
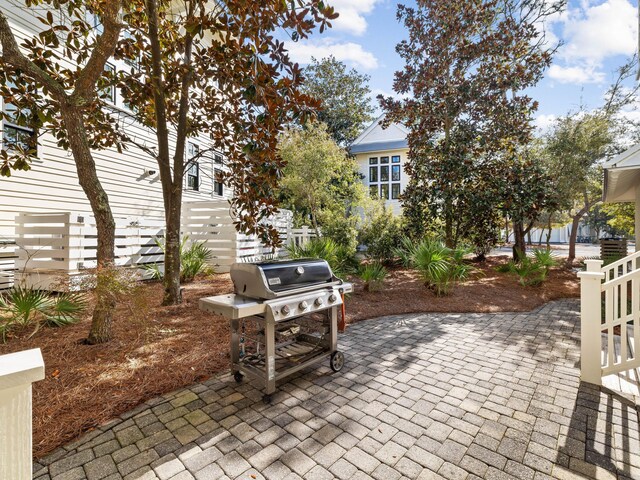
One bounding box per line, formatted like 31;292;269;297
0;4;232;238
355;148;409;215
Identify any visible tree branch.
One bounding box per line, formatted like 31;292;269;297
0;9;66;99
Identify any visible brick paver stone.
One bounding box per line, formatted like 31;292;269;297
36;300;640;480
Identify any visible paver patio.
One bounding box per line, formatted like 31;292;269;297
34;299;640;480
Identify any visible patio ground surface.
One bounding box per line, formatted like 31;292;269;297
34;299;640;480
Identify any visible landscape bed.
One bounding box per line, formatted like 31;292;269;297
0;255;580;458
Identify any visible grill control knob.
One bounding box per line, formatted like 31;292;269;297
328;294;337;303
281;305;290;315
299;301;308;310
314;298;324;307
295;266;304;275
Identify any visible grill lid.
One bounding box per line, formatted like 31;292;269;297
230;258;337;299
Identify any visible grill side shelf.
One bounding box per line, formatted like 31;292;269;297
199;294;266;319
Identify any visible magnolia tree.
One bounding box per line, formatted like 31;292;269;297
0;0;124;343
114;0;338;305
380;0;563;258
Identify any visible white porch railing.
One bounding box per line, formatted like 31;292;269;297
0;348;44;480
579;253;640;385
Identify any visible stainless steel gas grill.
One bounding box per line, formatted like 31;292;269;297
199;259;352;403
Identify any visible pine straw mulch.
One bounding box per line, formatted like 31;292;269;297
0;255;579;459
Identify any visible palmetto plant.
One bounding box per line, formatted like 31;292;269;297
0;287;87;341
143;236;213;283
357;262;387;292
411;239;474;296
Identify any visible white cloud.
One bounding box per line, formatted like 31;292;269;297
327;0;381;36
561;0;637;64
286;39;379;70
548;64;606;84
534;113;557;133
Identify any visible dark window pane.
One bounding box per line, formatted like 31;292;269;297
380;156;389;164
380;184;389;199
392;155;400;163
214;154;223;165
392;183;400;199
370;185;378;198
392;165;400;181
369;157;378;165
380;166;389;182
187;162;199;191
369;166;378;182
100;63;115;103
214;168;224;196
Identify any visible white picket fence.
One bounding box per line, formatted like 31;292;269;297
5;200;315;289
579;253;640;385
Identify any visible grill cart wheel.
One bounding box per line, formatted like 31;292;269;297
233;371;244;383
330;351;344;372
262;394;272;404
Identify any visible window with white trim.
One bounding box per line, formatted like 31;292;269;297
214;168;224;196
186;142;200;191
2;88;38;157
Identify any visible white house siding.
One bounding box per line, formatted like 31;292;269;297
0;3;231;238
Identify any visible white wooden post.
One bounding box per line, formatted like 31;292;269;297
0;348;45;480
301;226;309;245
635;185;640;252
577;259;605;385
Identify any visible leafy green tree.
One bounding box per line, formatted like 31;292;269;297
380;0;561;253
278;121;366;248
115;0;337;305
601;203;634;236
303;56;375;146
0;0;124;343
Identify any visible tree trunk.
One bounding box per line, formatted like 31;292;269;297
445;211;454;248
163;188;183;305
512;221;526;260
504;217;510;244
546;216;552;249
526;230;532;246
61;106;116;344
567;212;583;265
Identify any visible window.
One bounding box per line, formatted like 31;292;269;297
2;90;37;157
380;165;389;182
369;185;378;198
214;168;224;196
214;154;223;165
392;183;401;199
392;165;401;181
186;142;199;191
392;155;400;163
369;166;378;183
380;184;389;200
380;156;389;164
101;63;115;103
369;157;378;165
123;31;141;70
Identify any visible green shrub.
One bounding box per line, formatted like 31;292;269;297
500;248;557;286
286;237;358;278
357;262;387;292
409;239;474;296
319;211;359;251
358;207;404;263
0;286;87;341
143;236;213;283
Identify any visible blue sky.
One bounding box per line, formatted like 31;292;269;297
284;0;639;132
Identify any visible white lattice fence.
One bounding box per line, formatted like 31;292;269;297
182;200;293;272
0;243;17;290
14;212;164;289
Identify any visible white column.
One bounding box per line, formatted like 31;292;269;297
577;260;605;385
0;349;45;480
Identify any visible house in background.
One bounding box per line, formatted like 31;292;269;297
349;115;409;215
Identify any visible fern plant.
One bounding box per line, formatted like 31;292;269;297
0;286;87;341
357;262;387;292
500;249;556;286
